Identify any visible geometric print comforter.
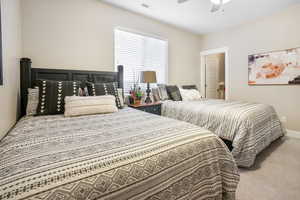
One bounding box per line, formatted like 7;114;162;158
0;108;239;200
162;99;286;167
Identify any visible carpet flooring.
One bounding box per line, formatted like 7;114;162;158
236;136;300;200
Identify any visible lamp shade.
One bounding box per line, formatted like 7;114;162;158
140;71;157;83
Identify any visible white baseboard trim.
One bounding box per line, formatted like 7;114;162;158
286;129;300;139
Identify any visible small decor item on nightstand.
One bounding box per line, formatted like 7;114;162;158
129;85;143;105
140;71;157;104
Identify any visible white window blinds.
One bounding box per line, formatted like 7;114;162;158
114;29;168;93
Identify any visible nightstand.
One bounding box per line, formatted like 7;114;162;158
128;102;162;115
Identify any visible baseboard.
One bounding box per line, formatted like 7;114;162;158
286;129;300;139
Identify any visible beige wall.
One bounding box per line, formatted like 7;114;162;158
0;0;22;139
201;4;300;131
22;0;201;86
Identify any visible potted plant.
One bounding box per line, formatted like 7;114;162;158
130;84;143;105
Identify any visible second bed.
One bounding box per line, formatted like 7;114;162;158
162;99;285;167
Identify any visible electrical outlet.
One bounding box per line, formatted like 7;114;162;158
280;116;287;123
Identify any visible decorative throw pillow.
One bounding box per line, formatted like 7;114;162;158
26;88;39;116
117;88;124;107
64;95;118;117
166;85;182;101
152;88;161;102
182;85;198;90
78;88;85;96
86;82;123;109
179;89;203;101
83;87;89;96
35;80;80;115
157;84;169;100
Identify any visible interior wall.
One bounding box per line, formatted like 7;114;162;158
21;0;202;87
201;4;300;131
0;0;22;140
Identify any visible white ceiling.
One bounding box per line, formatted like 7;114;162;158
102;0;300;34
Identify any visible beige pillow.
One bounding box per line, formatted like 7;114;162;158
64;95;118;117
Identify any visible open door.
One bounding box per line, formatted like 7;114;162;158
204;53;225;99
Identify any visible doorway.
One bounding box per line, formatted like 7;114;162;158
200;47;229;100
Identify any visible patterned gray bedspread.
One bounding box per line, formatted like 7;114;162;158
0;108;239;200
162;100;285;167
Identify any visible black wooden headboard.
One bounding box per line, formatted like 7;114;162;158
20;58;124;117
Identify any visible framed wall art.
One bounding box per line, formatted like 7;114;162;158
248;47;300;85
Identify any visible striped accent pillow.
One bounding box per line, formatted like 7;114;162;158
35;80;80;115
166;85;182;101
157;84;170;101
26;88;39;116
86;82;123;109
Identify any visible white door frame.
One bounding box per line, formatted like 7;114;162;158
200;47;230;100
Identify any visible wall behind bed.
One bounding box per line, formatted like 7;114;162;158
21;0;201;87
0;0;22;140
200;4;300;132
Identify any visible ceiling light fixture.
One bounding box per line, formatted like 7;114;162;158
178;0;233;12
210;0;232;5
141;3;150;8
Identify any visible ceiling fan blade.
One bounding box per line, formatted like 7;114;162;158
210;0;223;12
211;3;221;12
178;0;189;3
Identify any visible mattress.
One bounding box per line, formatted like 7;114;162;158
0;108;239;200
162;99;285;167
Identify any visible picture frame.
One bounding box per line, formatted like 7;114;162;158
248;47;300;85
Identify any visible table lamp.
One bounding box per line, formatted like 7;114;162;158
140;71;157;104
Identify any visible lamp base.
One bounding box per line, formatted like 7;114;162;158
145;96;152;104
145;82;152;104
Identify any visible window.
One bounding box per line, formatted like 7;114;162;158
114;28;168;93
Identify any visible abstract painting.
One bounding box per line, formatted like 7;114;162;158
248;47;300;85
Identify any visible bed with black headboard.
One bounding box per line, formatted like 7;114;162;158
0;58;239;200
20;57;124;118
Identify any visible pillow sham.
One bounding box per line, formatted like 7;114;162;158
117;88;124;107
64;95;118;117
152;88;161;102
166;85;182;101
35;80;80;115
26;88;39;116
157;84;169;100
179;88;203;101
86;82;123;109
182;85;198;90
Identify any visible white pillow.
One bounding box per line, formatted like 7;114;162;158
179;89;203;101
117;88;124;107
64;95;118;117
26;88;39;116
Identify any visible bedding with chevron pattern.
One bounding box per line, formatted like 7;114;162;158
161;99;286;167
0;108;239;200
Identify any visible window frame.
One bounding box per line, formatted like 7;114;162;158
114;27;169;89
